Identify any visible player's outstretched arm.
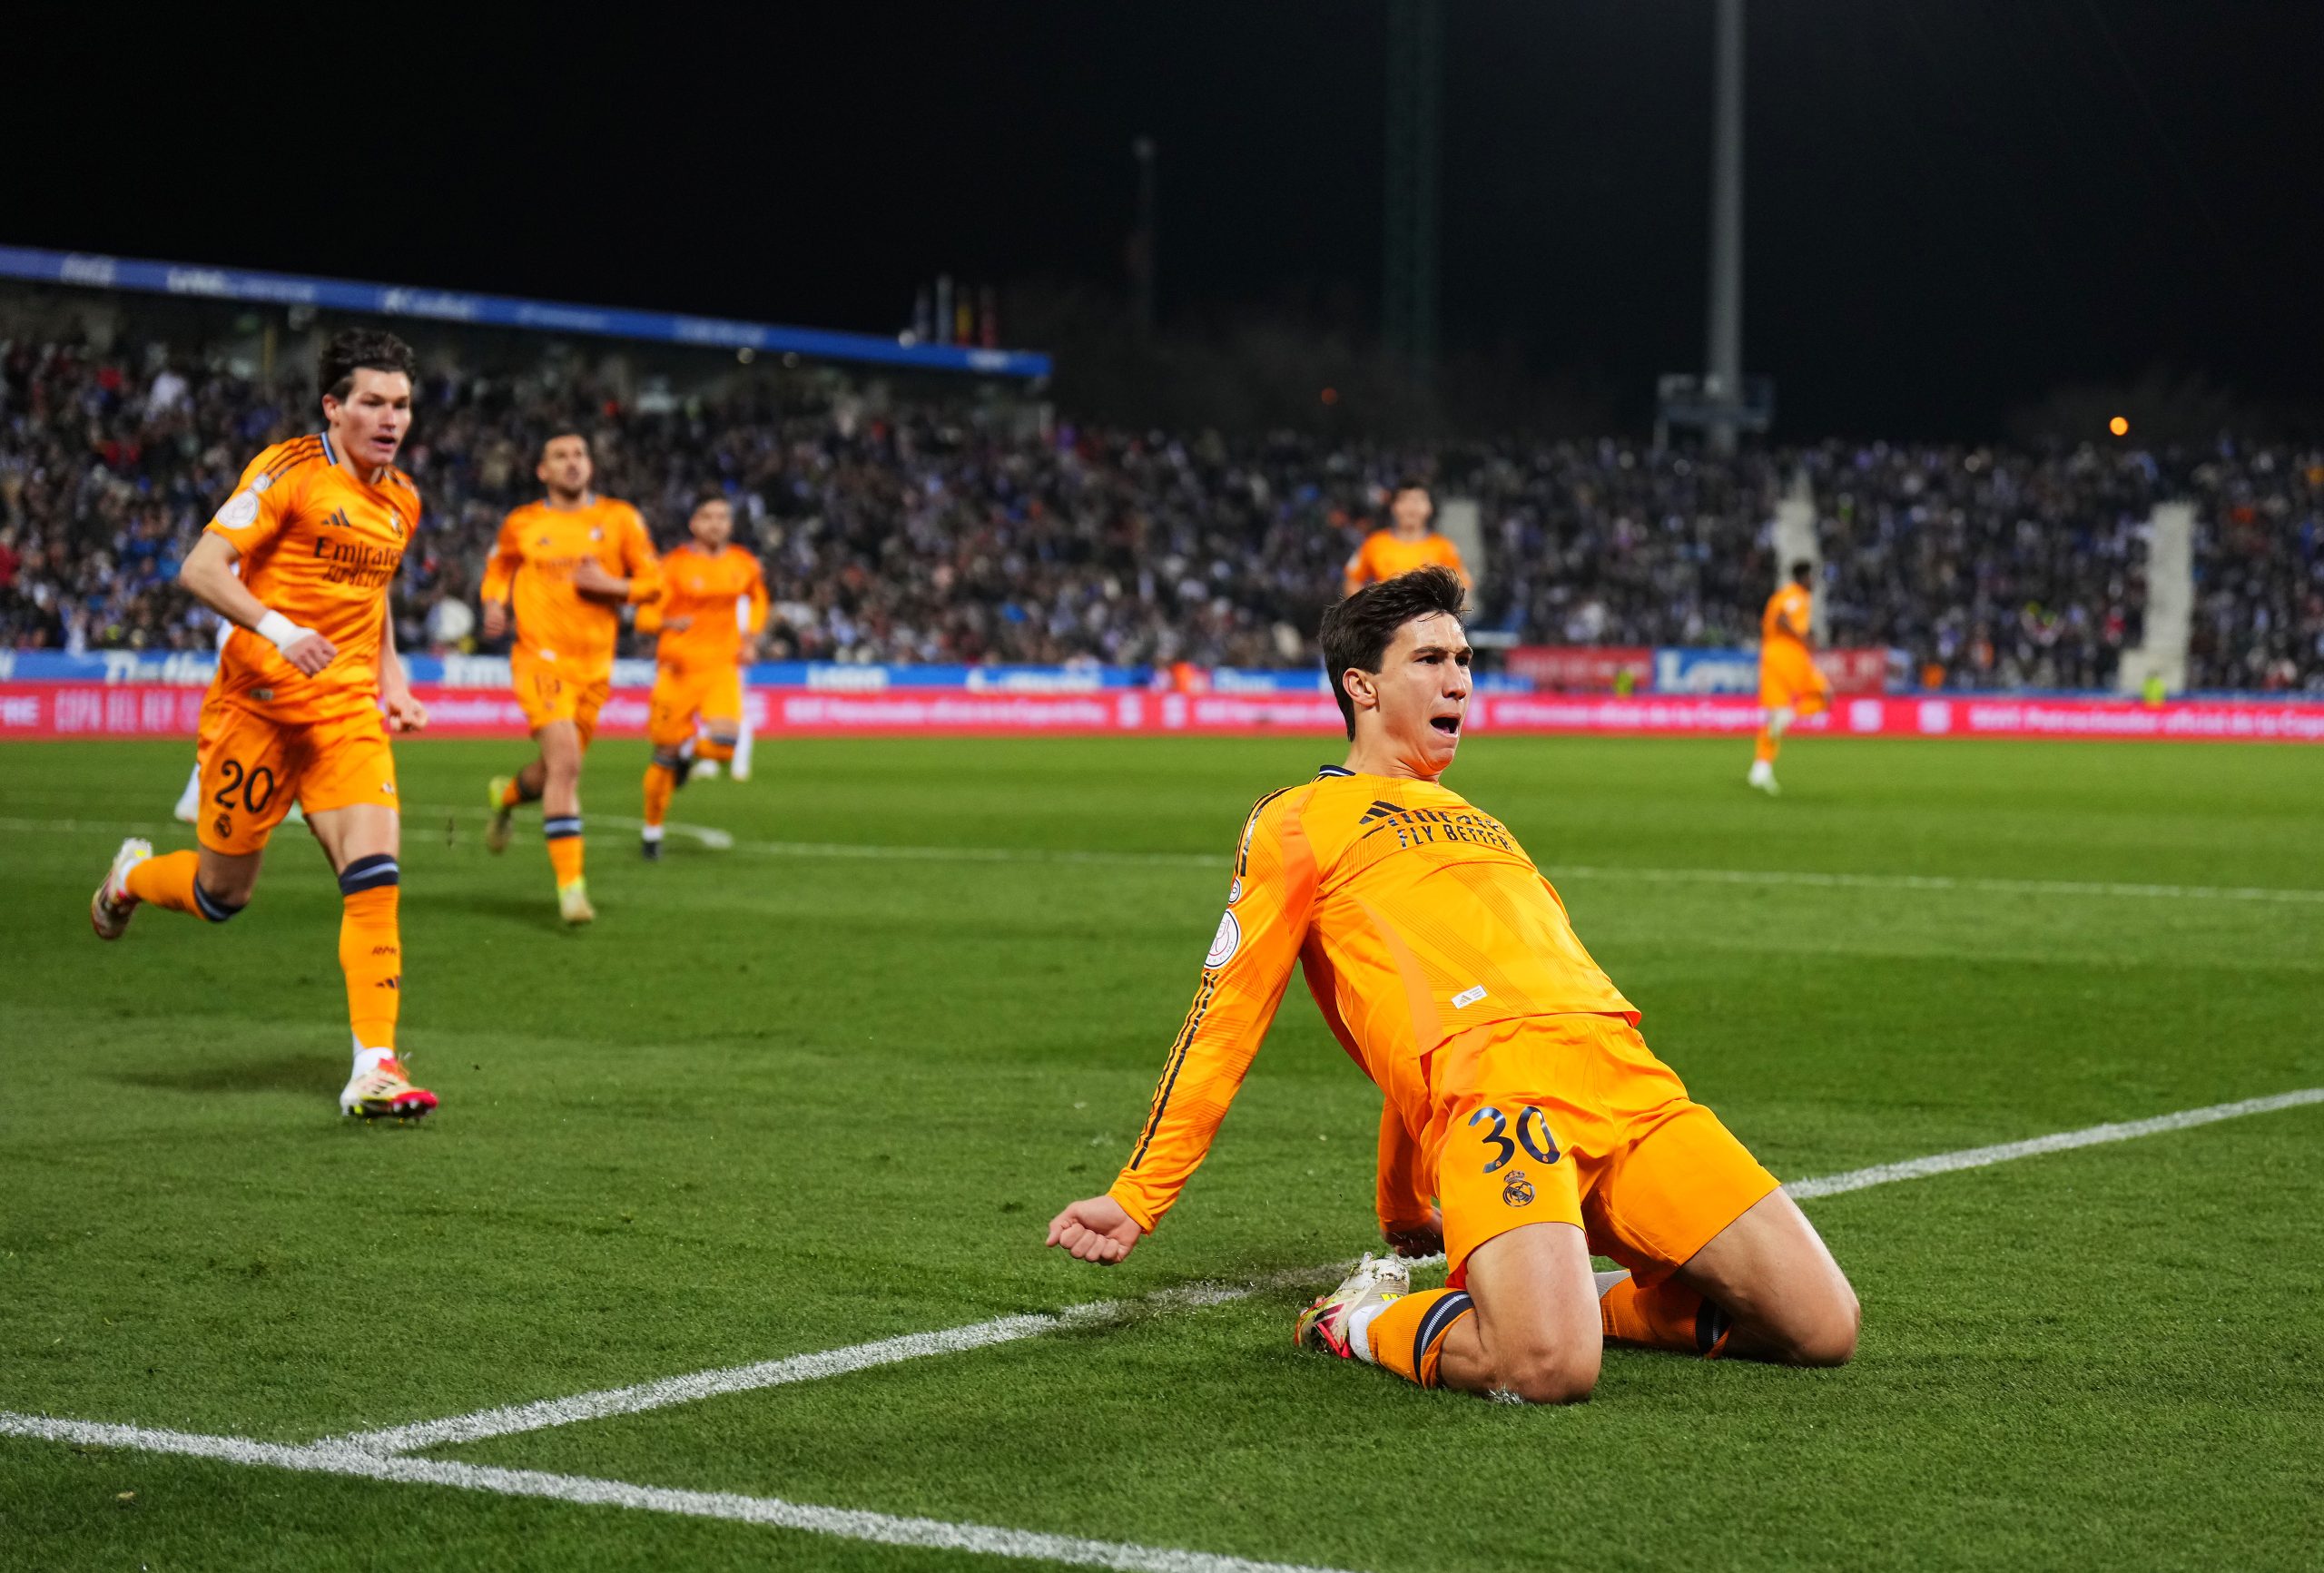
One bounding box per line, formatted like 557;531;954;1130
1045;1195;1142;1264
180;533;336;674
1048;791;1319;1263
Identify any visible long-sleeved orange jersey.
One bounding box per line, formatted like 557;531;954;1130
1108;767;1634;1233
635;542;766;667
203;433;418;725
1762;582;1813;647
480;496;660;674
1344;529;1469;595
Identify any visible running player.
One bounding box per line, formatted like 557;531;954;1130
635;495;765;860
92;329;437;1121
1047;567;1858;1402
1343;478;1470;597
478;434;660;923
1749;559;1831;795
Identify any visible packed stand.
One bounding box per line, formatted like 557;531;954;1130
1;339;2319;690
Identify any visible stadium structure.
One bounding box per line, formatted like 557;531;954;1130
4;9;2320;1568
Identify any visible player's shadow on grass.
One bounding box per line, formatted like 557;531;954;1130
117;1054;329;1097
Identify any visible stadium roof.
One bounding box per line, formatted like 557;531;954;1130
0;243;1050;380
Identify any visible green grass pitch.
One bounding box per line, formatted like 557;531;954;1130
2;733;2319;1571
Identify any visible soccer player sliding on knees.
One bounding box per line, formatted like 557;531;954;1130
1048;566;1859;1401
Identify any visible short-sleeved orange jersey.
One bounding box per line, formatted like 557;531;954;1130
635;543;766;668
481;496;661;675
1344;529;1469;593
1108;767;1634;1232
1763;582;1813;647
202;433;418;725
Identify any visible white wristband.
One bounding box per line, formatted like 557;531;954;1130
253;609;313;654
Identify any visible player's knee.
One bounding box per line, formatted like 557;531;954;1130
197;860;259;908
1497;1343;1600;1405
193;880;250;922
1777;1284;1861;1368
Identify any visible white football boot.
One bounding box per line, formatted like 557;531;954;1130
1295;1253;1413;1360
91;838;154;939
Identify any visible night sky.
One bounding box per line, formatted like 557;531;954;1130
9;2;2319;437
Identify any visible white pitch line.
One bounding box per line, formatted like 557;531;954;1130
9;811;2322;901
320;1088;2322;1457
1783;1087;2324;1199
0;814;175;837
5;1091;2319;1565
331;1273;1308;1456
415;804;734;850
0;1412;1355;1573
1546;863;2324;907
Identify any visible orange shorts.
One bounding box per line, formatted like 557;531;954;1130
1422;1014;1779;1290
646;660;743;749
1759;644;1831;715
512;648;611;747
194;699;399;855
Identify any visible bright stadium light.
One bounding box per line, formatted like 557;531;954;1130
2110;415;2130;437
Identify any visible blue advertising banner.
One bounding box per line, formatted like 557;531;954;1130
0;244;1050;379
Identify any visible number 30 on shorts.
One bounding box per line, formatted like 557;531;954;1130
1468;1105;1561;1173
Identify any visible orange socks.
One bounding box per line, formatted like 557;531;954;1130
642;763;675;830
336;855;401;1050
1754;727;1780;765
1599;1272;1731;1357
1364;1288;1474;1387
124;850;242;921
124;850;202;914
544;818;585;888
695;735;735;764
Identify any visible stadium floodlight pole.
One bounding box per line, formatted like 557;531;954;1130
1131;135;1158;340
1706;0;1746;454
1384;0;1443;392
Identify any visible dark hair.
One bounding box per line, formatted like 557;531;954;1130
1318;565;1466;738
540;429;590;460
1392;476;1430;499
1790;558;1816;583
319;329;416;404
692;490;732;513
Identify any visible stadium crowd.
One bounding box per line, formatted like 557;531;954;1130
2;338;2319;690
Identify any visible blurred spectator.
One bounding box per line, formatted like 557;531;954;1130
2;339;2317;689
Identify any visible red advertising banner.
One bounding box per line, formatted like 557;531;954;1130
1814;648;1890;695
5;683;2323;744
1504;646;1654;693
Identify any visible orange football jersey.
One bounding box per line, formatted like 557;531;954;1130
202;432;417;725
636;543;766;666
481;496;661;674
1108;768;1634;1231
1345;528;1468;592
1763;582;1813;646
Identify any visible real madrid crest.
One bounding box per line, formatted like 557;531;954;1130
1502;1169;1536;1208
